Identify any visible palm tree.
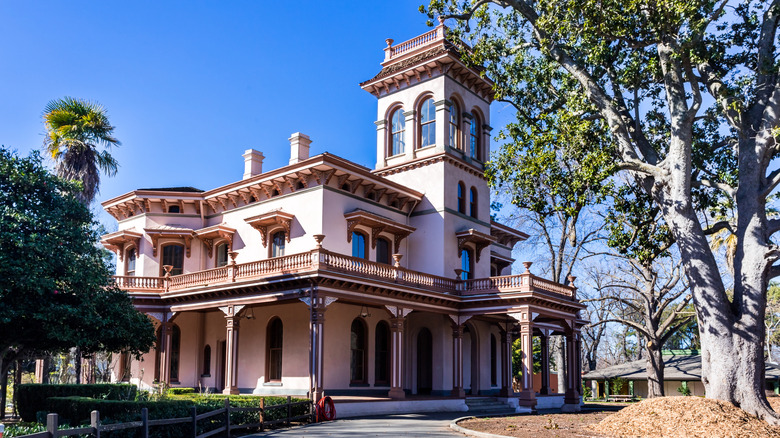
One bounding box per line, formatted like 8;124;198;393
43;97;120;205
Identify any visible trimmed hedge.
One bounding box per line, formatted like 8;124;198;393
166;387;195;395
17;384;137;422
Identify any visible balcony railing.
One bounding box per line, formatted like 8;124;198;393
114;248;576;300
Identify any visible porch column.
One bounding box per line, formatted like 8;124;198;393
539;331;551;395
451;322;465;398
498;327;513;397
389;315;406;399
158;321;174;386
562;327;581;412
220;304;245;395
307;294;337;401
517;323;536;409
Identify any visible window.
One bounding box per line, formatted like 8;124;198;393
419;98;435;148
271;231;285;258
376;237;391;265
267;317;283;381
154;324;181;382
350;318;368;383
390;108;405;156
352;232;367;260
162;244;184;276
375;321;391;385
470;187;478;219
126;248;137;276
490;334;497;386
469;115;480;160
449;101;459;149
457;182;466;214
202;345;211;377
216;243;229;267
168;205;180;213
461;248;473;280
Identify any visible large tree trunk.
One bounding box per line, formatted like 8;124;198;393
74;347;82;384
0;360;8;419
646;342;665;397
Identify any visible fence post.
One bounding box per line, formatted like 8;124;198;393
190;406;198;438
259;398;265;432
224;398;231;438
46;413;58;438
141;408;149;438
287;396;292;426
90;410;101;438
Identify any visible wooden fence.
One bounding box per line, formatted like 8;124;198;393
17;397;312;438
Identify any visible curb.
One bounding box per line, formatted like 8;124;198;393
449;413;525;438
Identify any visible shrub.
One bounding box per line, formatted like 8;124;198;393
17;384;137;422
167;387;195;395
677;381;692;396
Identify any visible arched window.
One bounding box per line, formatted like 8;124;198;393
126;247;137;276
376;237;391;265
216;243;229;267
490;334;497;386
461;248;473;280
154;324;181;382
271;231;285;258
390;108;405;156
469;114;480;160
419;98;435;148
161;244;184;276
449;101;460;149
375;321;391;385
457;182;466;214
470;187;478;219
350;318;368;383
202;345;212;377
267;317;283;381
352;231;367;260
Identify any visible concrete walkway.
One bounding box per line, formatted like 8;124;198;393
243;412;467;437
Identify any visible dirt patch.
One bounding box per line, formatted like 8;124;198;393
456;398;780;437
592;396;780;438
457;405;624;437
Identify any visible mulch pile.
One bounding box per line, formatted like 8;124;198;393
592;396;780;438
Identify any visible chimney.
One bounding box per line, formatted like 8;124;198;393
289;132;311;165
243;149;264;179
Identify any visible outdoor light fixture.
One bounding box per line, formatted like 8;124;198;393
245;307;255;320
359;305;371;318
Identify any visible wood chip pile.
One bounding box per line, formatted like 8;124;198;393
592;396;780;437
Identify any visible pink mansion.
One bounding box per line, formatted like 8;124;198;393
101;24;585;416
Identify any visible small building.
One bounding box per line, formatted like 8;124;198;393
583;350;780;399
97;23;587;417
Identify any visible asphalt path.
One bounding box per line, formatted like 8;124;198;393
243;412;467;437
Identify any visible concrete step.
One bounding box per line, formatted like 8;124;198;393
465;397;515;413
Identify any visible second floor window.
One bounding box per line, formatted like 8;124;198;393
376;237;391;265
162;244;184;276
216;243;229;267
390;108;405;156
419;98;435;148
352;232;367;259
271;231;285;258
461;248;473;280
126;248;136;276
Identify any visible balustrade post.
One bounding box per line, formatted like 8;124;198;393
567;275;578;300
312;234;325;270
163;265;173;292
392;254;403;282
229;251;239;282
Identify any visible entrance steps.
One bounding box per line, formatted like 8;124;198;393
465;397;516;414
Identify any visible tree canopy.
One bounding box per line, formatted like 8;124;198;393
425;0;780;421
0;147;154;370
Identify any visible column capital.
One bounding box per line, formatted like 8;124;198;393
218;304;245;318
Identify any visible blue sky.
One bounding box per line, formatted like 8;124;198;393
0;1;516;226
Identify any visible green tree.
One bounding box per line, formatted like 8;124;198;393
425;0;780;421
43;97;120;205
0;148;154;417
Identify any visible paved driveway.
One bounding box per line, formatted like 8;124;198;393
244;412;467;437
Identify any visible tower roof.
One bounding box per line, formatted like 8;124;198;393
360;24;494;101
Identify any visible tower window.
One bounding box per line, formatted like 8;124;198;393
470;115;480;160
390;108;405;156
419;98;435;149
457;182;466;214
449;101;459;149
470;187;478;219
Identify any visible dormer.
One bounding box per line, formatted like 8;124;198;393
360;22;494;172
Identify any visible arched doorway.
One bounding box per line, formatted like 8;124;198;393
417;328;433;394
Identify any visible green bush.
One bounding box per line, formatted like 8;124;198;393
17;384;137;422
167;387;195;395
